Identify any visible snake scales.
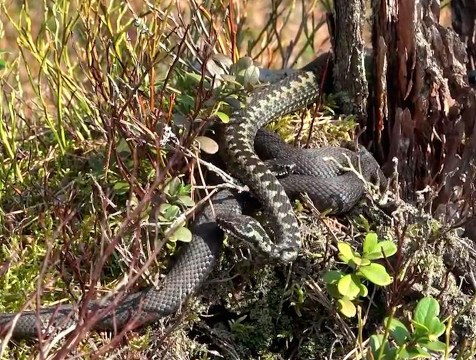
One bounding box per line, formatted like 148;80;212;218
0;57;384;339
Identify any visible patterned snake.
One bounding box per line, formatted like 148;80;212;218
0;56;384;339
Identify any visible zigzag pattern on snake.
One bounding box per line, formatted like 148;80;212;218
217;69;324;262
0;57;384;339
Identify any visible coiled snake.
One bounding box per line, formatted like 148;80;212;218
0;57;384;339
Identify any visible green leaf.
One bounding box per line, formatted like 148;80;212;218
338;242;353;259
400;345;431;358
337;242;356;265
337;242;365;267
427;318;445;339
369;334;395;359
178;195;195;207
362;232;397;260
364;240;397;260
378;241;397;257
323;270;344;284
358;263;392;286
159;203;180;221
185;72;203;84
369;334;384;353
177;93;195;112
357;282;368;297
0;58;5;70
414;297;440;328
164;178;181;196
179;183;192;195
413;321;430;336
356;257;371;266
325;283;341;299
420;340;446;352
113;181;130;195
171;227;192;242
337;274;361;299
215;111;230;123
337;298;356;317
384;348;398;360
387;318;410;346
363;232;378;255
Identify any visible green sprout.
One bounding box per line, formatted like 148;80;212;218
324;232;397;317
369;297;447;359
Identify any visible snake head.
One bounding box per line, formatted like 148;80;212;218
215;213;298;263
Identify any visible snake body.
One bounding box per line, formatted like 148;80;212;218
0;57;384;339
218;69;325;262
254;128;386;213
0;191;241;338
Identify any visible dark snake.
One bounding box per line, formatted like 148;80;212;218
0;57;384;339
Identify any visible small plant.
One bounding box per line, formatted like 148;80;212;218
324;232;397;317
147;177;196;248
368;297;447;359
288;283;307;317
228;314;255;337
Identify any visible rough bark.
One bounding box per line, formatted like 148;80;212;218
452;0;476;70
369;0;399;162
451;0;476;237
332;0;368;122
369;0;476;223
